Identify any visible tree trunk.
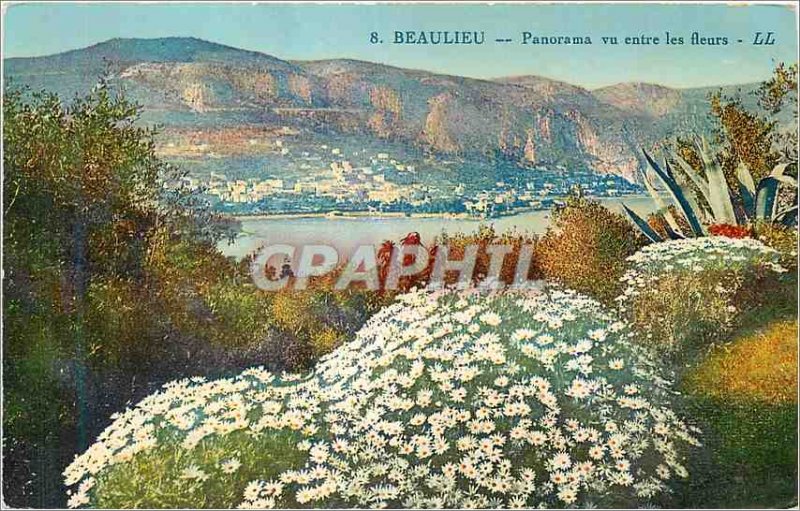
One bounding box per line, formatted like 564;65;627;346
71;214;91;451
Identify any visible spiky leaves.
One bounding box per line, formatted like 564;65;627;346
641;150;705;236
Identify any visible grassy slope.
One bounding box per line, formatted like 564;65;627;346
672;292;798;508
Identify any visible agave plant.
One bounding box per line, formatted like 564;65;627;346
623;137;798;242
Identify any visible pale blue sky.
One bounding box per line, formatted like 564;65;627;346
3;2;798;89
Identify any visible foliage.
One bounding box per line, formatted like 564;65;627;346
757;62;798;114
143;235;387;371
434;224;539;287
617;237;789;356
674;322;798;508
684;321;797;405
623;142;797;242
3;80;164;471
150;241;271;348
707;89;781;184
309;328;345;359
536;194;645;303
671;399;797;509
2;80;382;506
694;62;797;184
2;82;154;504
91;430;307;509
624;63;799;241
84;276;167;368
66;287;701;509
2;303;74;507
266;286;388;369
753;221;799;270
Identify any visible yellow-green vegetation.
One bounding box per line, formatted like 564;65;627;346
92;430;307;509
2;81;387;507
685;321;798;405
754;221;799;270
309;328;344;358
535;194;645;303
672;321;799;509
267;287;389;369
85;276;168;367
618;237;790;357
65;289;702;509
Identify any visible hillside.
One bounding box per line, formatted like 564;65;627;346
3;37;759;181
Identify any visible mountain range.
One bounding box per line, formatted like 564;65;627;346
4;37;766;181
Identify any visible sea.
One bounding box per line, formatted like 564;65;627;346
218;196;659;260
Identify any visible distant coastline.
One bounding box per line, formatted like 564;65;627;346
227;194;654;222
231;211;473;221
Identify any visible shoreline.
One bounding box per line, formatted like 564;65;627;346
230;211;475;221
227;194;654;222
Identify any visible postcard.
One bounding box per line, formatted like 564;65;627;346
1;1;798;509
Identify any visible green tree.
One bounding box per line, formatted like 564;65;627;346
3;78;225;459
672;63;798;216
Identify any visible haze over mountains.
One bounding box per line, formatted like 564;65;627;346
4;37;763;181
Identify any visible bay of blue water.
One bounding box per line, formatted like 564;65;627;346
219;196;658;260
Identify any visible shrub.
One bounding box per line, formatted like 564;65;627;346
434;225;539;287
85;276;168;368
202;280;275;347
754;221;799;270
268;290;318;336
268;332;315;372
269;288;386;366
536;195;645;303
617;236;789;356
684;320;798;405
309;327;343;358
145;239;278;348
66;287;700;509
148;239;382;366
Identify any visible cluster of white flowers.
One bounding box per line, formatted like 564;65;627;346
65;286;701;509
617;236;787;307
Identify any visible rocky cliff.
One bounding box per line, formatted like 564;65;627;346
5;37;759;181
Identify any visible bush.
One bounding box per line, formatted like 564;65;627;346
684;320;798;405
85;276;167;367
536;195;645;303
434;225;539;287
617;236;789;357
148;239;383;367
309;327;344;358
147;239;275;349
66;287;700;509
3;303;74;507
269;288;387;368
754;222;799;271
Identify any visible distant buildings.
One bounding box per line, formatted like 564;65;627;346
183;141;639;216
